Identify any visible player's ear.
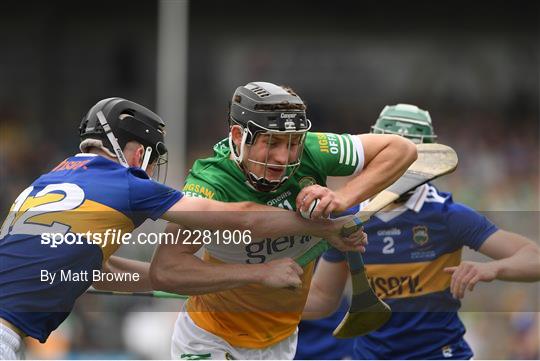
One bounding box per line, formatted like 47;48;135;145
124;141;145;168
230;125;244;148
135;145;145;166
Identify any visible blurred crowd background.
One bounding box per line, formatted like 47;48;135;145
1;0;538;359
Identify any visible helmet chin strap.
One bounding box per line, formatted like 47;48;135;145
96;110;129;168
246;171;283;192
141;146;152;172
228;127;249;164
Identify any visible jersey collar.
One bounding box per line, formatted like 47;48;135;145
372;184;429;223
404;183;429;213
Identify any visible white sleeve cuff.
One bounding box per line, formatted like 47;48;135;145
351;135;364;174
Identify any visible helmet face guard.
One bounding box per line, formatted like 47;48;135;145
230;122;311;192
227;82;311;192
142;144;168;184
79;97;169;182
371;104;437;144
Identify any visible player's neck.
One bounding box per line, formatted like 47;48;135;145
87;148;117;162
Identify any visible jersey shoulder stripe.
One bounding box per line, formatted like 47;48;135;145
304;132;364;177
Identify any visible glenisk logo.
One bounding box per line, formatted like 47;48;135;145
412;225;429;246
245;235;312;263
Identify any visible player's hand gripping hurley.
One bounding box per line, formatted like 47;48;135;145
295;143;459;338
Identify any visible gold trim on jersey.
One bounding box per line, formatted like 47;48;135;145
25;197;134;261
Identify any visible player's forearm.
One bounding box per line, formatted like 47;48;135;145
491;244;540;281
240;202;338;239
336;135;417;208
302;289;341;320
165;198;336;239
302;258;348;319
150;253;266;295
93;256;152;292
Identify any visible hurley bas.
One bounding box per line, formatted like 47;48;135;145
40;269;140;285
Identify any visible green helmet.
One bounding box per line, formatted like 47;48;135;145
371;103;437;143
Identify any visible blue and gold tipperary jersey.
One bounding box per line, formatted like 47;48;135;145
323;184;498;359
295;299;354;360
0;154;182;342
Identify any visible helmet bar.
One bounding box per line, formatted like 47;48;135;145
141;146;153;172
228;126;249;164
96;110;129;167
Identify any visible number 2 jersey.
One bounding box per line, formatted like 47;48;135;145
323;184;498;359
0;153;182;342
182;132;364;349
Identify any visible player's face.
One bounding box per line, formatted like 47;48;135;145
245;133;303;181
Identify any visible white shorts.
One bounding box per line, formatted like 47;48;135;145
171;308;298;360
0;323;24;360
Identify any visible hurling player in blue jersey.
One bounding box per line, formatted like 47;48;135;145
299;104;540;360
0;98;366;359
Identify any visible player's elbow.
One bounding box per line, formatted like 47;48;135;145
526;244;540;280
391;135;417;165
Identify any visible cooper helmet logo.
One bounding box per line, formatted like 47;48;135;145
412;225;429;246
280;113;296;119
281;113;297;130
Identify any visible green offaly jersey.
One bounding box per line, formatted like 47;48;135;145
184;131;364;349
182;132;364;265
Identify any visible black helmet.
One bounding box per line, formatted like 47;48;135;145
229;82;310;144
79;97;167;164
228;82;312;192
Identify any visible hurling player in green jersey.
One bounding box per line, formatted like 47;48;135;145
150;82;417;359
